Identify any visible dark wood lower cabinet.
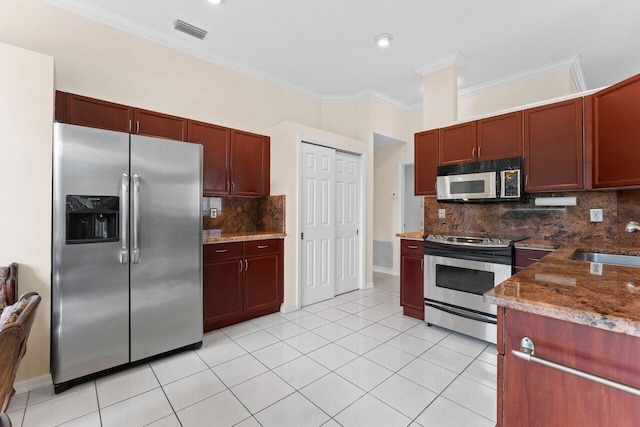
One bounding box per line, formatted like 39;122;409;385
203;239;283;332
498;308;640;426
400;239;424;320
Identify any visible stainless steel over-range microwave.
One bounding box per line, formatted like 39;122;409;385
436;157;523;202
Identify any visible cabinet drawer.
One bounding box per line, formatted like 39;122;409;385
515;248;552;268
401;239;423;256
244;239;281;257
203;242;243;262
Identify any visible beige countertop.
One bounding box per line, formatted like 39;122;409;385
395;231;424;240
485;241;640;337
203;230;286;244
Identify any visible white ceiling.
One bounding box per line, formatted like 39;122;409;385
47;0;640;110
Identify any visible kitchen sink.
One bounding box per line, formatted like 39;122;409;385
570;250;640;267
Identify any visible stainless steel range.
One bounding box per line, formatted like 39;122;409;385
423;234;526;344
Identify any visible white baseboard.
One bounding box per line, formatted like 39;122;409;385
373;267;399;276
363;282;374;290
280;304;299;313
14;373;52;394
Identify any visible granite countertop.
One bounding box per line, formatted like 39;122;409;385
396;231;425;240
514;238;560;250
203;230;286;244
485;241;640;337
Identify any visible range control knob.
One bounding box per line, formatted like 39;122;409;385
486;238;493;244
498;239;504;244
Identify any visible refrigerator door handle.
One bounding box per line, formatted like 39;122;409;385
120;173;129;264
132;174;141;264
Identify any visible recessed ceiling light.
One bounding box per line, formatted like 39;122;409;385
375;33;393;47
208;0;222;4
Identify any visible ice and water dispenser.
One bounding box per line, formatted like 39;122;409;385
65;195;119;244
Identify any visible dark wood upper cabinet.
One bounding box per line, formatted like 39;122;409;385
230;130;270;197
524;98;583;192
414;129;439;195
133;109;188;142
587;73;640;188
438;122;477;165
188;121;231;196
477;112;523;160
57;91;133;133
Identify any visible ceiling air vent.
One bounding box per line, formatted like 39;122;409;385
173;20;208;40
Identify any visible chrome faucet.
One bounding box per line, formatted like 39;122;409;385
626;221;640;233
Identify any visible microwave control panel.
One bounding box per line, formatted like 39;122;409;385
501;170;521;198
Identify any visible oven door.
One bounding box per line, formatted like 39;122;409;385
424;255;512;315
424;254;511;343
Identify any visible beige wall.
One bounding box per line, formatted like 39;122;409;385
458;69;577;120
0;42;54;382
266;122;372;308
0;0;321;134
423;66;458;129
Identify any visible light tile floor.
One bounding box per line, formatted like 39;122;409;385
8;272;497;427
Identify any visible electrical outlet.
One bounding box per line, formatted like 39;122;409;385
590;208;603;223
438;209;446;219
210;208;218;219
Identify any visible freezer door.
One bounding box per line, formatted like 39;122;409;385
130;135;203;361
52;123;130;385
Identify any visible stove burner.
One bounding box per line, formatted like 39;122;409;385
425;234;518;248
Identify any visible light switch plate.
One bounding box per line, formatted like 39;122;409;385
590;208;603;222
210;208;218;219
438;209;446;219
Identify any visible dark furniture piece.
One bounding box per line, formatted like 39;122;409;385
0;264;41;427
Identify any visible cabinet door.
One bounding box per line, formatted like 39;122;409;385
502;308;640;426
414;130;439;195
477;112;522;160
400;251;424;320
589;74;640;188
60;92;133;133
134;109;188;141
439;122;477;165
524;98;583;192
203;258;243;328
244;253;280;313
188;121;230;195
230;130;270;196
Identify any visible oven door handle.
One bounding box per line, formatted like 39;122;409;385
425;299;497;325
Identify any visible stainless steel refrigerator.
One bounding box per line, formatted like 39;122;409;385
52;123;203;392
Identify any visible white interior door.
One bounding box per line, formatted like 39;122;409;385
335;151;360;295
300;143;336;306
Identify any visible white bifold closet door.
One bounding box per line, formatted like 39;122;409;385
300;142;361;307
334;151;359;295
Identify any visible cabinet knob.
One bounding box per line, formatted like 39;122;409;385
478;147;482;158
257;245;268;249
472;147;476;159
136;121;140;134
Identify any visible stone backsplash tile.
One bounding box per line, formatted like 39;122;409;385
202;195;285;233
424;189;640;245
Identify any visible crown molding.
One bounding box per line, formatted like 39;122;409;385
322;89;416;112
414;51;468;76
570;55;587;91
459;55;586;98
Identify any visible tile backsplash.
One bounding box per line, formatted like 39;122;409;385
202;195;285;233
424;189;640;245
